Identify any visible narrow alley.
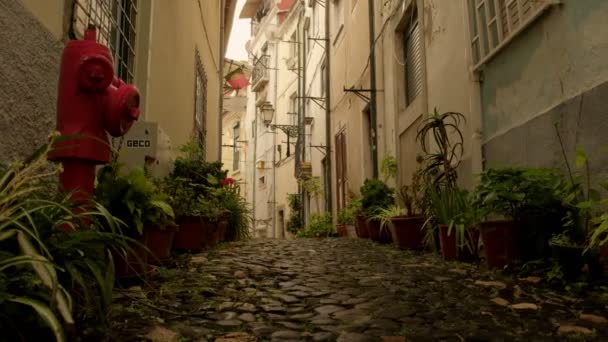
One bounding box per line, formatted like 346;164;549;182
111;239;608;341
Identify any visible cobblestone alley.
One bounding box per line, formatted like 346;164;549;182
111;239;608;341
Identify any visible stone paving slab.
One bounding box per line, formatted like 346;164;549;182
110;238;608;341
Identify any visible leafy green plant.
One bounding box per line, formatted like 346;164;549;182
398;155;426;216
0;137;128;341
300;177;323;214
206;176;252;241
287;194;302;234
171;142;227;198
425;187;478;254
95;163;174;235
473;167;568;259
416;109;465;189
380;155;398;183
296;213;333;238
360;179;395;215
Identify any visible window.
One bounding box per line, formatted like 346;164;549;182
331;0;344;39
72;0;138;82
403;8;423;105
312;3;319;36
194;51;208;158
252;120;256;138
290;31;298;59
233;122;240;171
467;0;557;69
289;93;298;125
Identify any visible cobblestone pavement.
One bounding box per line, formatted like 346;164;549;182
111;238;608;341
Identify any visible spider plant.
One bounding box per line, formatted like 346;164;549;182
0;136;128;341
423;187;477;254
370;206;409;235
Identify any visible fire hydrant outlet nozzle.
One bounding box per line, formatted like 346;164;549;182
105;83;141;137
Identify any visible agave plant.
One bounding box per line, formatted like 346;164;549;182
416;109;465;189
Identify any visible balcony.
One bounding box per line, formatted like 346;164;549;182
251;55;270;92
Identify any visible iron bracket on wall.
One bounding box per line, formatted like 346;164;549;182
310;144;328;155
270;124;299;138
343;86;378;103
298;96;326;110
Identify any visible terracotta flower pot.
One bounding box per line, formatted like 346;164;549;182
217;218;229;242
145;225;178;265
336;224;348;237
389;216;424;250
114;234;149;278
173;216;204;252
439;224;458;261
480;220;520;269
355;215;370;238
345;225;357;238
367;219;392;244
201;218;217;249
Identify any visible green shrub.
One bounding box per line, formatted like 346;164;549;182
360;179;395;215
297;213;333;238
287;194;302;234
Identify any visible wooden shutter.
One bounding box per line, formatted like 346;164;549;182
405;19;423;105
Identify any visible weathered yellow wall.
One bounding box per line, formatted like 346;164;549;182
142;0;222;161
19;0;65;39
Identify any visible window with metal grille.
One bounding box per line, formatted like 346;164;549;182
404;8;423;105
72;0;138;83
468;0;558;70
289;93;298;126
233;122;240;171
194;50;208;159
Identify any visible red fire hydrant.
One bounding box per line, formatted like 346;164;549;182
49;28;140;208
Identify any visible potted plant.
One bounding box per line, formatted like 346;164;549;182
296;213;333;238
389;157;427;250
360;179;395;243
550;139;605;279
426;186;479;261
473;167;567;269
95;163;175;276
370;205;409;245
337;207;354;237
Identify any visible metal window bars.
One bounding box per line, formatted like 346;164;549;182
72;0;138;83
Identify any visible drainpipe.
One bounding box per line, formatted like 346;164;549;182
297;4;306;228
272;40;279;238
252;104;258;237
324;0;332;216
368;0;379;179
219;0;226;162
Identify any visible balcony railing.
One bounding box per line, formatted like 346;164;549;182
251;55;270;92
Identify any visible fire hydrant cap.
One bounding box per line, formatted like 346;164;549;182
78;55;114;91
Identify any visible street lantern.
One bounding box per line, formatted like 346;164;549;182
260;101;274;126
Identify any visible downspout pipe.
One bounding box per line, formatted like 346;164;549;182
324;0;332;216
298;4;306;228
368;0;379;179
219;0;226;162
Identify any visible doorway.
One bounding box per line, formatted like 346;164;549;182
335;129;347;211
278;209;285;239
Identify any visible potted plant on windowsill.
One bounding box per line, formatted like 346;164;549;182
360;178;395;243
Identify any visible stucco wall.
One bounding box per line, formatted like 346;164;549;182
0;0;62;162
481;0;608;142
141;0;223;162
481;0;608;173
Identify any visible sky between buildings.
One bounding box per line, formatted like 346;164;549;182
226;0;250;62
